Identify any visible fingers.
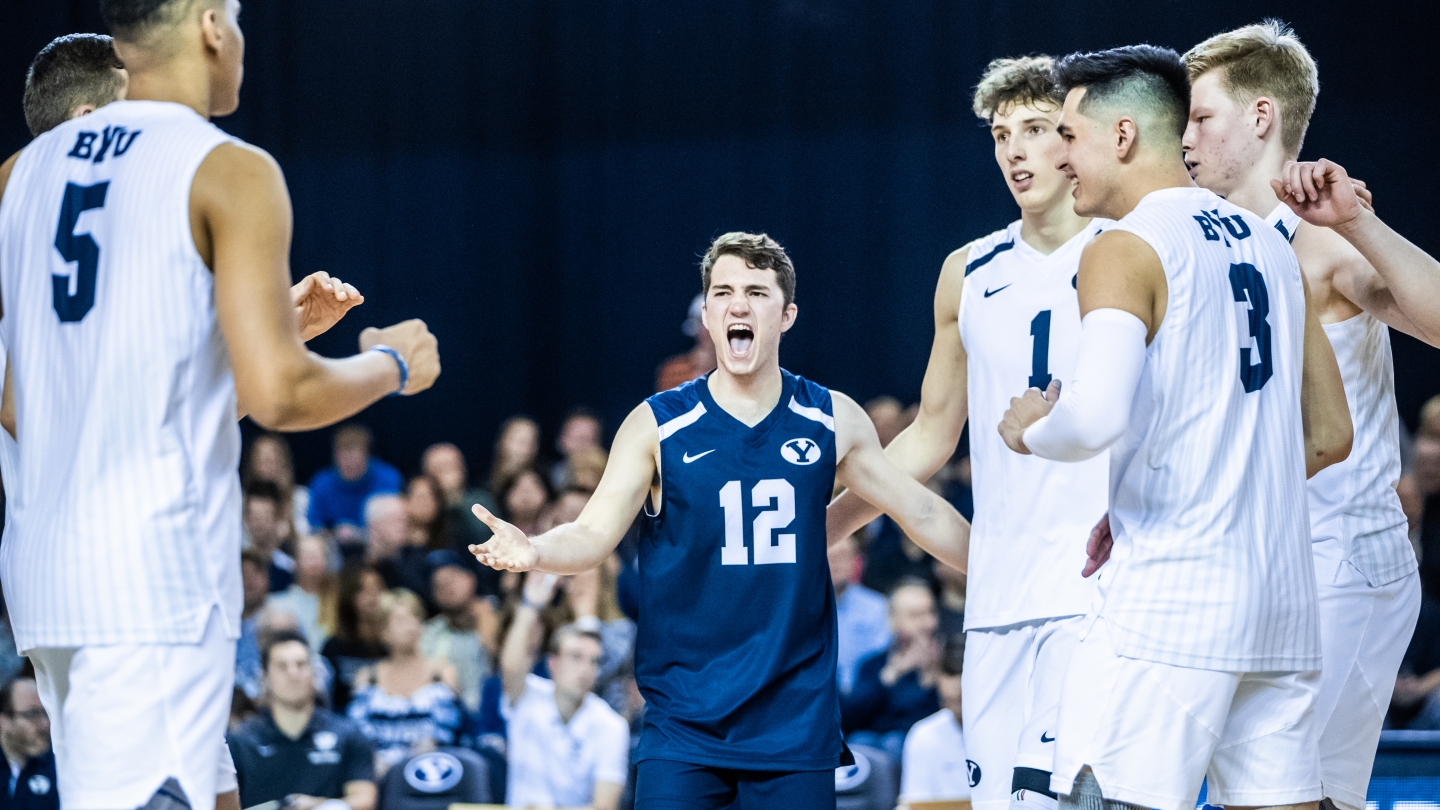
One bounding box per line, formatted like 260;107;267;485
1044;379;1062;402
471;503;503;530
1298;161;1321;202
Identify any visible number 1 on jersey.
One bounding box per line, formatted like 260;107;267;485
719;479;797;566
1028;310;1052;390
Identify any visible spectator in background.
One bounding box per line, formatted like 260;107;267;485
551;409;604;491
864;396;911;449
1394;595;1440;728
567;448;609;494
321;566;388;712
404;475;449;552
655;294;716;392
348;590;462;774
369;494;432;601
501;574;628;810
1422;395;1440;440
236;549;276;699
243;481;296;593
309;425;402;541
861;526;939;596
842;580;941;764
489;417;541;494
0;599;23;688
1;676;55;810
422;443;497;587
421;551;496;712
267;535;337;650
829;531;891;695
898;635;970;808
243;607;337;704
497;468;552;538
934;558;966;639
228;631;376;810
1414;431;1440;598
245;432;311;538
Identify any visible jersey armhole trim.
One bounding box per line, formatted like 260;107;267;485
656;401;705;441
788;397;835;431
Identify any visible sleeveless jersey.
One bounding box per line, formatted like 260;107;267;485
634;371;842;770
1099;187;1319;672
1267;205;1416;587
0;101;241;650
958;220;1111;629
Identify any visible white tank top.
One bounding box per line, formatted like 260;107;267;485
1267;205;1417;587
958;220;1110;629
1099;187;1319;672
0;100;241;649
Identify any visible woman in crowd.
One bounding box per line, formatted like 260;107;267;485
264;534;337;649
497;467;551;537
404;474;449;551
488;416;541;494
243;432;310;538
321;565;388;710
348;589;463;774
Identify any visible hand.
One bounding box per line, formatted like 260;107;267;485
1269;158;1366;230
522;571;560;606
1082;513;1112;577
469;504;540;572
291;271;363;342
360;319;440;395
1392;675;1426;708
1350;177;1374;213
282;796;326;810
998;380;1060;454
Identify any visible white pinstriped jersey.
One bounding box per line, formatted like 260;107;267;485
0;101;241;650
1267;205;1416;587
0;346;15;532
1099;187;1319;672
958;220;1110;629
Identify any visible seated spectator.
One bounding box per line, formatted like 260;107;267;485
267;535;336;649
309;424;402;541
861;521;939;596
842;579;941;764
865;396;909;448
0;601;23;687
1393;595;1440;727
369;493;432;601
321;566;389;711
236;549;277;699
404;475;449;552
550;408;603;490
243;480;296;593
830;531;891;695
566;448;609;494
934;557;966;639
228;630;376;810
348;590;462;774
501;573;628;810
245;432;311;538
245;607;337;704
489;417;541;494
1;675;56;810
497;468;552;538
655;294;716;392
421;443;498;591
899;635;970;808
421;551;497;712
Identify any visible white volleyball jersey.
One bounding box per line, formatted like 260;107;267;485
1099;187;1318;672
958;220;1111;630
0;101;242;650
0;345;16;532
1267;205;1416;587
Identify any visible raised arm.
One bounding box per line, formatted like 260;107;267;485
471;402;659;575
832;392;970;572
499;572;559;704
194;143;439;431
827;248;969;543
1275;159;1440;347
1298;272;1353;477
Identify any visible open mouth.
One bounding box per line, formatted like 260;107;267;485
1011;170;1033;190
727;323;754;358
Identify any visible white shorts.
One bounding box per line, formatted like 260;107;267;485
961;616;1083;810
28;607;237;810
1050;618;1321;810
1311;536;1421;810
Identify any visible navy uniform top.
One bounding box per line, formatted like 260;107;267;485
227;708;375;806
2;752;57;810
634;370;842;771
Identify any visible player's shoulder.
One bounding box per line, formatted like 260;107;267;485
646;375;706;425
786;370;833;415
956;220;1022;279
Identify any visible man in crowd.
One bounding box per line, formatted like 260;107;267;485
899;636;971;808
551;409;604;490
501;574;628;810
1;676;55;810
420;443;497;590
228;631;375;810
363;494;408;568
243;481;295;593
266;536;333;650
829;531;891;694
235;549;275;700
420;551;492;712
842;579;941;765
309;425;402;539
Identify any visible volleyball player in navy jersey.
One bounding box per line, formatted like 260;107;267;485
471;231;970;809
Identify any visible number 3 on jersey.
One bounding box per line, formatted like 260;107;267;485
53;181;108;323
1228;262;1273;392
719;479;796;566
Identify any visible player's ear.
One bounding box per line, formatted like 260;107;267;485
1114;117;1139;161
779;302;798;333
199;4;228;56
70;104;99;120
1252;97;1277;141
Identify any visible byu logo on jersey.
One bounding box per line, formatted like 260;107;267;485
966;759;982;788
781;438;820;465
404;752;464;793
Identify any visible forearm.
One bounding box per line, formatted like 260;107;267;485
1301;289;1353;477
530;521;622;575
249;350;399;432
1336;209;1440;346
891;494;970;574
828;416;962;542
341;783;377;810
499;603;541;686
1022;309;1147;462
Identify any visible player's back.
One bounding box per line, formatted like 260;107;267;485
1101;187;1317;673
0;100;241;650
635;371;842;771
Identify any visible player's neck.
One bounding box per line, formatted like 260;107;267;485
1223;149;1293;219
122;61;215;120
554;686;585;724
270;699;315;740
1018;200;1091;254
708;364;784;428
1110;158;1196;219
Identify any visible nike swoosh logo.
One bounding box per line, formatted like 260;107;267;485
683;449;716;463
1040;732;1055;743
983;284;1012;298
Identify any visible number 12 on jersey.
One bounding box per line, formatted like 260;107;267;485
719;479;796;566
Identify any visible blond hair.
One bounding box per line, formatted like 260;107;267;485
1420;394;1440;440
1183;20;1318;157
972;56;1061;121
377;588;426;629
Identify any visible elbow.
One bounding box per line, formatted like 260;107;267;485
1307;428;1353;479
237;365;309;430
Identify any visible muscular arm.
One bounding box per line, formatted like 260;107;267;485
833;392;970;572
827;248;969;543
472;403;658;575
196;143;435;431
1299;273;1353;477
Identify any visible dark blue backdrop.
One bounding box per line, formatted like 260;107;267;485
4;0;1437;481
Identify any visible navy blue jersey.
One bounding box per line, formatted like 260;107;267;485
634;370;842;771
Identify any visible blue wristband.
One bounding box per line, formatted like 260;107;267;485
369;344;408;396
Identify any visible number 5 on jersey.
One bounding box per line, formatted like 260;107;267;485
719;479;796;566
53;181;109;323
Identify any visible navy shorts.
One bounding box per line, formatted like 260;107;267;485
635;759;835;810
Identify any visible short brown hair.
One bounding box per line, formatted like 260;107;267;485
701;232;796;307
547;623;603;656
23;34;125;137
1183;20;1319;157
972;56;1061;122
333;423;372;453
